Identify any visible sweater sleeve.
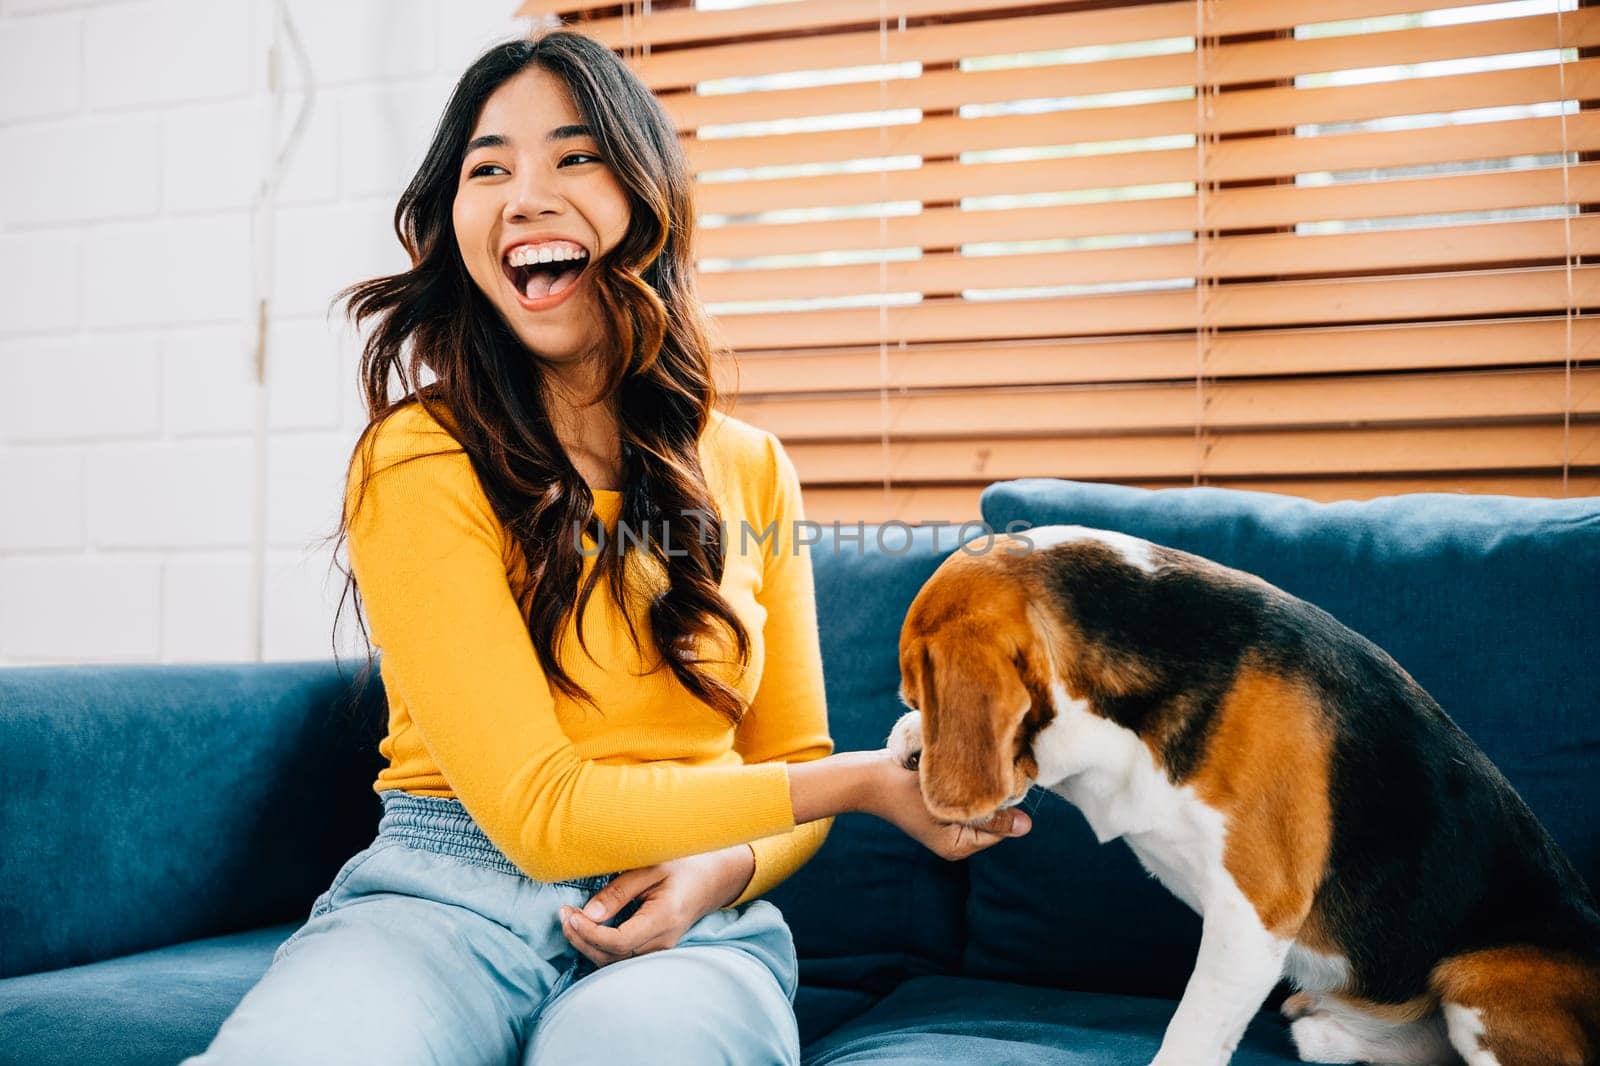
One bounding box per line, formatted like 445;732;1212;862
727;431;836;907
344;413;799;884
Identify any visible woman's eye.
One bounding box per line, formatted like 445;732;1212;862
470;154;601;175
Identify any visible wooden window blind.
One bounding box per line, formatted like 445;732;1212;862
516;0;1598;524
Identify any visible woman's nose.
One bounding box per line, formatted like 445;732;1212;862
503;169;564;220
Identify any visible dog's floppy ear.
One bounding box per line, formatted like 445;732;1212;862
918;635;1032;821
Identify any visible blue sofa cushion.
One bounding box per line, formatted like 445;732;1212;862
0;922;301;1066
800;976;1302;1064
769;525;970;994
965;479;1600;996
0;662;387;978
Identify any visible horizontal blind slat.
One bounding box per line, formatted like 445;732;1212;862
697;165;1600;260
1210;112;1600;183
1212;9;1597;84
1213;475;1600;500
799;472;1597;523
696;113;1600;216
697;198;1199;259
782;423;1598;481
700;218;1600;301
659;55;1198;133
1206;164;1600;232
729;368;1599;439
714;266;1600;348
715;319;1600;392
1213;59;1600;139
1210;0;1522;36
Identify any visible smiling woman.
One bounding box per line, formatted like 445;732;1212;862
178;28;1029;1066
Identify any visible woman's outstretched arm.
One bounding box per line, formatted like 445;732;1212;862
346;408;1027;887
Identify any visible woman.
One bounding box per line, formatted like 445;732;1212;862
185;31;1031;1066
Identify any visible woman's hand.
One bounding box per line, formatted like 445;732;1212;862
862;747;1032;861
557;844;756;968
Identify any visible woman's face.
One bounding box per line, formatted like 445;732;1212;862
453;66;632;368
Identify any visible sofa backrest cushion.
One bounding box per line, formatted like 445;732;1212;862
0;662;386;978
771;524;970;992
965;479;1600;997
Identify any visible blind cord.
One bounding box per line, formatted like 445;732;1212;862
878;0;892;502
1556;1;1574;498
1193;1;1220;488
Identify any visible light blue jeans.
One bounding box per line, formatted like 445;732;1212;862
181;791;802;1065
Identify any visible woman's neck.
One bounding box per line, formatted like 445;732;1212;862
542;378;622;492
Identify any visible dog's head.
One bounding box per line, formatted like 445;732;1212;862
897;550;1055;824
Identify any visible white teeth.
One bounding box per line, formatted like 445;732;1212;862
505;242;588;267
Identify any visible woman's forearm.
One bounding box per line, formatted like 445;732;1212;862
783;743;1032;865
786;748;894;824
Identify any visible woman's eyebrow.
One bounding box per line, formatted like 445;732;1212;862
463;125;595;159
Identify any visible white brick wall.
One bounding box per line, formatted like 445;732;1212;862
0;0;536;664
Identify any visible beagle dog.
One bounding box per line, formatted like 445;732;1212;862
888;525;1600;1066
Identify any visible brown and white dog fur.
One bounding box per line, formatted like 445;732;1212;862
889;525;1600;1066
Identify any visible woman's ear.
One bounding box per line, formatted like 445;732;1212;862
919;636;1032;822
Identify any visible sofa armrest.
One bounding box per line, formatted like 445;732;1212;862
0;660;385;978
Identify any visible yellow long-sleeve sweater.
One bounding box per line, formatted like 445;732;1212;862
343;399;834;908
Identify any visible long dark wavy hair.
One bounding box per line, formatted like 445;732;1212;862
322;31;752;728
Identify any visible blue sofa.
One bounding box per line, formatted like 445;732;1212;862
3;478;1596;1065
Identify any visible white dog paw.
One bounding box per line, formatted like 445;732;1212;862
1280;991;1320;1021
1289;1015;1362;1064
887;710;924;771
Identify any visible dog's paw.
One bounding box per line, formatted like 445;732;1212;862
1289;1014;1362;1064
887;710;924;771
1280;991;1319;1021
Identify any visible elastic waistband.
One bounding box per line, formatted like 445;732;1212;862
376;790;617;894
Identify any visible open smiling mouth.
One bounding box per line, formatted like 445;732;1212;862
502;250;589;304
